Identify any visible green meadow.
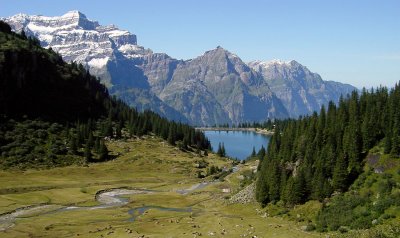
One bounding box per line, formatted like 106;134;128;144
0;137;323;237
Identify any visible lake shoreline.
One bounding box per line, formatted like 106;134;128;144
196;127;274;136
203;130;271;160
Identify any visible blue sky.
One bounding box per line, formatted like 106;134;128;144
1;0;399;88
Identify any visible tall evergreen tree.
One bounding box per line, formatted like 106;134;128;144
84;143;92;163
98;139;108;161
251;146;256;157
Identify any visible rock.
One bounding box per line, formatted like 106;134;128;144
3;12;356;125
229;183;256;204
249;60;356;118
160;47;288;125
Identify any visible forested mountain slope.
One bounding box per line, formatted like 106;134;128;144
256;84;400;232
3;12;358;125
0;21;210;169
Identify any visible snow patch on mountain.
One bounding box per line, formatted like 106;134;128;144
88;57;109;68
1;10;141;65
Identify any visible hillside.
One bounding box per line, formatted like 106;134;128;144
0;21;210;169
255;83;400;234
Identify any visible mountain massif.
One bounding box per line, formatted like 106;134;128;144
249;60;356;117
0;21;210;168
2;11;357;125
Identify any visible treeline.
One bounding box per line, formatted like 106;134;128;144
256;84;400;206
0;21;210;168
210;120;278;129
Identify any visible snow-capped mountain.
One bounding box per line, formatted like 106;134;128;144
2;11;188;122
6;11;147;62
2;11;149;87
2;11;357;125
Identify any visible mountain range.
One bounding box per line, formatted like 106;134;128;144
2;11;357;125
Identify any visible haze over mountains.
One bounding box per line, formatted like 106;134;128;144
2;11;357;125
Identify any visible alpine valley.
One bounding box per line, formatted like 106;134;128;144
2;11;356;125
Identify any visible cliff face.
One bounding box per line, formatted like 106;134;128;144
160;47;288;125
3;11;357;125
249;60;357;117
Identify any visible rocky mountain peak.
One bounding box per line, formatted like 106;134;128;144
61;10;86;19
60;10;98;30
249;59;357;117
2;12;357;125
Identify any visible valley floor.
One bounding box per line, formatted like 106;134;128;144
0;137;324;238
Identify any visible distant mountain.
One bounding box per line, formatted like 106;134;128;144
0;22;109;121
160;47;288;125
0;21;210;168
1;11;186;121
2;11;357;124
248;60;357;117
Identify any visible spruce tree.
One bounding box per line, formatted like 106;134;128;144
69;136;78;155
251;146;256;157
87;132;94;148
256;162;270;205
257;146;266;160
98;139;108;161
217;142;223;157
221;143;226;157
115;123;122;139
84;143;92;163
268;160;281;202
332;155;348;192
167;126;176;145
94;137;100;152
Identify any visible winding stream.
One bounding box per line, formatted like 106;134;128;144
0;182;211;231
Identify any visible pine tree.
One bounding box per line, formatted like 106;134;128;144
94;136;100;153
256;162;270;205
221;143;226;157
98;139;108;161
84;143;92;163
268;160;281;202
69;136;78;155
20;29;27;39
115;123;122;139
217;142;223;157
391;118;400;156
332;155;348;192
251;146;256;157
87;132;94;148
167;126;176;145
257;146;266;160
384;131;392;154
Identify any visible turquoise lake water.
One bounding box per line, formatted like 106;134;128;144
204;130;271;160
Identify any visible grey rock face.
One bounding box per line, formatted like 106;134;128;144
249;60;357;117
1;11;183;120
112;88;189;123
2;11;357;125
132;53;181;95
2;11;149;87
161;47;288;125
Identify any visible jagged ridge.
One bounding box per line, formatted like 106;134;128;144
2;11;357;125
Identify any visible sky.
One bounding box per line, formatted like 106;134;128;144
0;0;399;88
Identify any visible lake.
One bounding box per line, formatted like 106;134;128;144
204;130;271;160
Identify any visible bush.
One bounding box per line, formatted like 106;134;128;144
338;226;349;233
304;224;316;231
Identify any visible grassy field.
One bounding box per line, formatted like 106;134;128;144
0;137;325;237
